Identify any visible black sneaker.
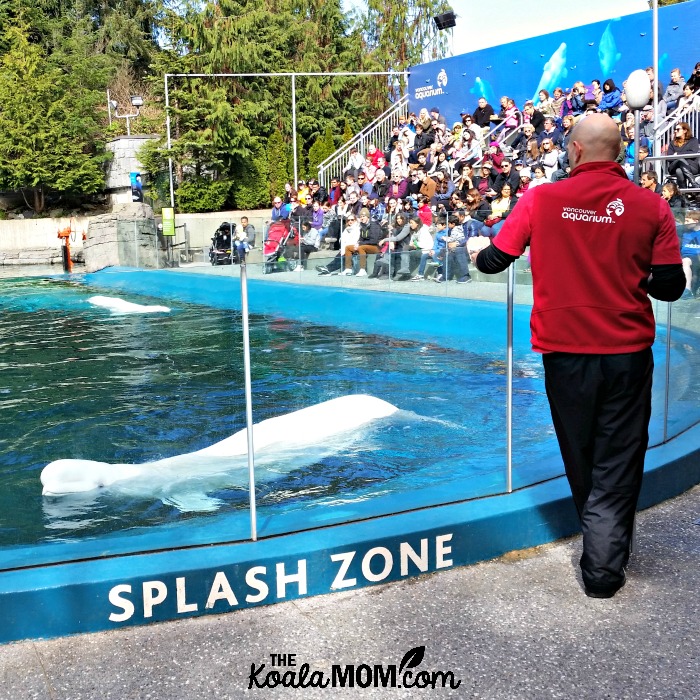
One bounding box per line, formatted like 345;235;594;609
316;266;329;275
457;275;472;284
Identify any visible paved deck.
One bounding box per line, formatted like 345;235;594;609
1;485;698;699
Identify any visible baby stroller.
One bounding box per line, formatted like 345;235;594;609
262;220;298;274
209;222;239;265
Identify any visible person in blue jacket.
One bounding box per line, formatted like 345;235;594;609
598;79;623;116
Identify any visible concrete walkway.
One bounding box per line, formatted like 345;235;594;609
1;485;698;699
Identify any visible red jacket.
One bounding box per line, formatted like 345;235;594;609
493;161;682;354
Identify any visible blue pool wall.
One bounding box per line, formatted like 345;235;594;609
0;267;698;643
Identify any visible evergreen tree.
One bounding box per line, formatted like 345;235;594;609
267;129;289;201
0;24;108;212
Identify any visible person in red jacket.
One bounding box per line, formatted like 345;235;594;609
476;113;685;599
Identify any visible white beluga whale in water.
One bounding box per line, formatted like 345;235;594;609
533;43;568;101
87;295;171;314
40;395;400;512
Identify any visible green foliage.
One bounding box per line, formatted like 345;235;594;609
267;129;289;201
343;120;354;143
231;145;269;210
308;126;337;179
0;23;109;212
176;177;233;213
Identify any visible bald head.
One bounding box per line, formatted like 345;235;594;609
567;114;622;169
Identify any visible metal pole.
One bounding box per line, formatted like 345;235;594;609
240;254;257;541
664;302;672;443
292;74;298;191
107;89;112;126
165;75;176;209
633;109;642;185
506;264;514;493
126;115;132;137
652;0;659;172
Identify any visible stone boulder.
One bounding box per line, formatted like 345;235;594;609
83;203;165;272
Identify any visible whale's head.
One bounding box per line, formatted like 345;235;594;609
41;459;139;496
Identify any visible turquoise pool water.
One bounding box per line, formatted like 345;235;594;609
1;270;698;569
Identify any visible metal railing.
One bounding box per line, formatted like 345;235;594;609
652;90;700;185
317;95;409;187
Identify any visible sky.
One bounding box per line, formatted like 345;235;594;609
342;0;651;55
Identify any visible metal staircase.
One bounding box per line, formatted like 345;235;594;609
317;95;409;187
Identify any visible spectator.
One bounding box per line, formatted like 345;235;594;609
431;170;455;208
344;147;365;179
366;143;383;167
598;78;623;117
511;123;537;157
528;164;550;188
536;89;557;118
539;138;561;179
517;168;532;197
376;211;413;280
463;188;492;237
327;177;342;205
680;212;700;299
271;196;288;222
430;106;446;126
316;212;360;275
686;62;700;92
537;117;563;148
460;113;482;142
297;220;320;270
309;179;328;204
492;158;520;194
387;172;408;200
663;68;686;113
237;216;256;249
522;101;545;133
480;182;517;236
356;171;374;196
666;121;700;189
640;170;662;195
678;83;700;114
417;194;433;227
408;215;438;280
437;214;471;284
344;208;383;277
591;79;603;105
472;97;495;129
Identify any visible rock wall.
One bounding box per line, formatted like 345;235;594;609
83;203;164;273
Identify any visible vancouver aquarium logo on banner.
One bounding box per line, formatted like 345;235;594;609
414;67;449;102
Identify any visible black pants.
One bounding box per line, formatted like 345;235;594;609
543;349;653;594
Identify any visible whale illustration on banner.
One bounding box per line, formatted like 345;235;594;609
533;43;568;100
40;395;400;512
87;295;171;314
598;21;622;77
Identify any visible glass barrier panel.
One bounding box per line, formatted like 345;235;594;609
510;253;564;489
665;217;700;441
0;255;511;569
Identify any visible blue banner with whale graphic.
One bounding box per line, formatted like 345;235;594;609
408;1;700;126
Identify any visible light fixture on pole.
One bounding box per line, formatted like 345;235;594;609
109;95;144;136
625;69;651;185
433;10;456;31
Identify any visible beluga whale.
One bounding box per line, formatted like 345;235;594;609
40;395;400;512
87;295;171;314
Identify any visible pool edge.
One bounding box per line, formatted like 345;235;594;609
1;422;697;644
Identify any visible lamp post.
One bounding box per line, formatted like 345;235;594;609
625;69;651;185
108;95;144;136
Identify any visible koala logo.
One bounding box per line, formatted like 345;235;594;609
606;198;625;217
437;69;448;87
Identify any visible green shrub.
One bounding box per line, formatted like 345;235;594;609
175;177;233;213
